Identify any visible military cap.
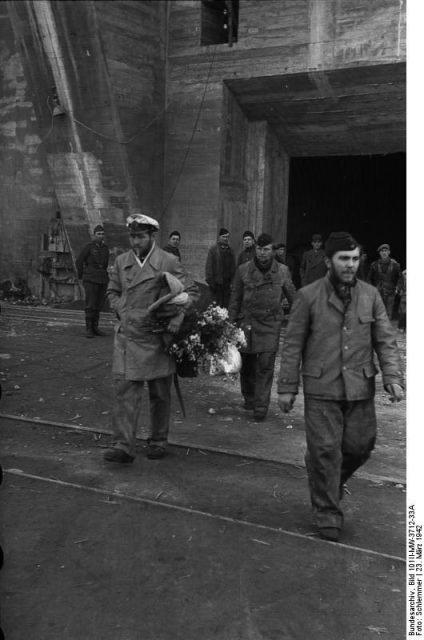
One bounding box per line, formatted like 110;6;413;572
256;233;273;247
126;214;159;232
325;231;358;257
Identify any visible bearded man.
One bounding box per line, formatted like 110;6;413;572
277;231;403;542
103;214;198;463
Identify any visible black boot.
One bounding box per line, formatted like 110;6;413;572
93;311;107;336
85;312;95;338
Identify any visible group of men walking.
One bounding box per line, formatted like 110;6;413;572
75;218;404;542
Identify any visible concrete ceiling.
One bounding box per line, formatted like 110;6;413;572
226;62;405;157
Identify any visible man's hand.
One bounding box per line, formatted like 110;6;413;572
386;383;404;403
278;393;296;413
166;311;185;335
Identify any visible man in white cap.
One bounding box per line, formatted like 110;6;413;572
368;243;401;319
103;213;198;463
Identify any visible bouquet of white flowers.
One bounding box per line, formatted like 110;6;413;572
168;303;246;377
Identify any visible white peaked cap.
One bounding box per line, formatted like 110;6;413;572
126;213;160;230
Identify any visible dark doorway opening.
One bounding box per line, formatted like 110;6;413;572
286;153;406;286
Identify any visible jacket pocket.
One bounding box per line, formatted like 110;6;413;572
362;362;379;378
359;315;375;324
303;365;323;378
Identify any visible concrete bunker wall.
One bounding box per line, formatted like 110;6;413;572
163;0;406;281
0;0;406;292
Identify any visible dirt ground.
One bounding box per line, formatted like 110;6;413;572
0;303;407;639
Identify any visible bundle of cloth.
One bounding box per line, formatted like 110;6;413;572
147;272;194;343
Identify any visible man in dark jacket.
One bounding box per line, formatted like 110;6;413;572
368;243;401;319
278;231;403;542
162;230;181;260
273;243;295;277
229;233;296;421
237;230;256;266
76;224;109;338
205;228;236;308
300;233;327;286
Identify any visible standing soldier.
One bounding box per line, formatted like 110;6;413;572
277;231;403;542
237;230;256;266
205;228;236;308
396;269;406;332
162;230;182;260
103;214;198;463
229;233;296;422
76;224;110;338
368;243;401;319
273;243;295;277
357;245;370;281
300;233;327;286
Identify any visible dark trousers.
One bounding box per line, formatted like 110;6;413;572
380;291;396;319
398;298;406;330
83;281;107;315
304;396;377;530
210;284;232;309
240;351;276;415
111;376;172;457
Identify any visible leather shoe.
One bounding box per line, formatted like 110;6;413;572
146;444;166;460
253;412;266;422
103;449;134;464
319;527;340;542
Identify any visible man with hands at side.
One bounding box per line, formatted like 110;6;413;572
277;231;403;542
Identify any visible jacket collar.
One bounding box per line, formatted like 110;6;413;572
325;274;368;315
325;274;348;314
121;244;162;288
247;257;279;281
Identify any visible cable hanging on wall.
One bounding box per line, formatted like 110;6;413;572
72;106;172;145
35;47;217;214
37;86;174;147
161;46;217;216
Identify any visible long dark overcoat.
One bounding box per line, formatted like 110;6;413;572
205;244;236;287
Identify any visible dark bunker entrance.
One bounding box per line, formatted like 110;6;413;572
286;152;406;288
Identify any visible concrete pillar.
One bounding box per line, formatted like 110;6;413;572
264;130;290;244
246;121;267;237
246;121;290;242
